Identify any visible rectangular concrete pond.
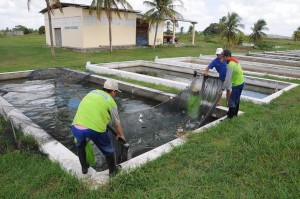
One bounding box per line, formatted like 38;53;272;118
87;60;298;104
0;67;229;186
154;56;300;79
246;51;300;62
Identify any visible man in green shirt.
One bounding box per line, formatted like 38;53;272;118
222;49;245;118
71;79;125;176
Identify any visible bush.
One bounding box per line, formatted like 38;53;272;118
254;41;274;50
18;135;39;153
204;35;218;44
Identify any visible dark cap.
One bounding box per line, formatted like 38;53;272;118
222;49;232;57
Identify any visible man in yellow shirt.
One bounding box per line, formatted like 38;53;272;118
222;49;245;118
71;79;125;176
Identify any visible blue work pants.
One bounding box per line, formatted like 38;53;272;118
71;125;115;155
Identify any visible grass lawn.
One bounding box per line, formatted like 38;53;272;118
0;34;300;198
0;34;216;72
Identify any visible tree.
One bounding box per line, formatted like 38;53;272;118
39;26;46;34
180;26;184;34
292;26;300;41
203;23;222;37
143;0;183;49
28;0;63;57
219;12;245;45
90;0;132;53
249;19;268;44
187;25;193;34
27;28;34;34
218;16;227;35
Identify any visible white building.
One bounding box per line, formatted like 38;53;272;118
39;3;164;50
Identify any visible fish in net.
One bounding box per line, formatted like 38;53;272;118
115;73;223;162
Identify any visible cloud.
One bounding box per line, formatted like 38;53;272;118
0;0;298;36
0;0;44;29
221;0;300;36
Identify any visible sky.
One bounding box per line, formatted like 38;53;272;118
0;0;299;37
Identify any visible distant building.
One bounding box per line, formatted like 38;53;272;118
39;3;164;50
5;31;24;36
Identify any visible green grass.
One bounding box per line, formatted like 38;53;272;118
97;74;182;94
0;34;300;198
0;35;193;72
0;34;253;73
1;34;298;73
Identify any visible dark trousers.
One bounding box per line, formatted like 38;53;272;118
71;125;118;174
228;82;245;118
71;126;115;155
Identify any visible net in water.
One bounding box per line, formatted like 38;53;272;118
115;73;223;161
0;68;223;169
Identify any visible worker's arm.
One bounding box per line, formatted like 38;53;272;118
222;67;233;90
205;59;216;76
204;66;209;76
110;106;126;141
114;123;125;141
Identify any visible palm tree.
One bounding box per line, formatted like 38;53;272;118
292;26;300;41
249;19;268;44
165;20;172;34
90;0;132;53
143;0;183;49
220;12;244;45
27;0;62;57
218;16;227;34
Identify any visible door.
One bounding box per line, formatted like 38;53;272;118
54;28;62;46
136;19;149;45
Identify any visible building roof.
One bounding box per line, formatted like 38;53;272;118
39;2;140;14
137;14;197;24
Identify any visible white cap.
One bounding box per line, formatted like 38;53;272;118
192;87;200;93
103;79;121;92
215;48;223;55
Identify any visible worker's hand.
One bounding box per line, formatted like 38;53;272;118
204;71;208;76
116;134;126;143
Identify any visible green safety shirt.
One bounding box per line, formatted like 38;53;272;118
72;90;117;133
223;61;244;89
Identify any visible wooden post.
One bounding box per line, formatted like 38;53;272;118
10;120;20;148
192;22;196;45
172;20;176;44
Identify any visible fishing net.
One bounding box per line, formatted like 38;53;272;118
0;68;223;171
0;68;87;151
117;74;223;160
